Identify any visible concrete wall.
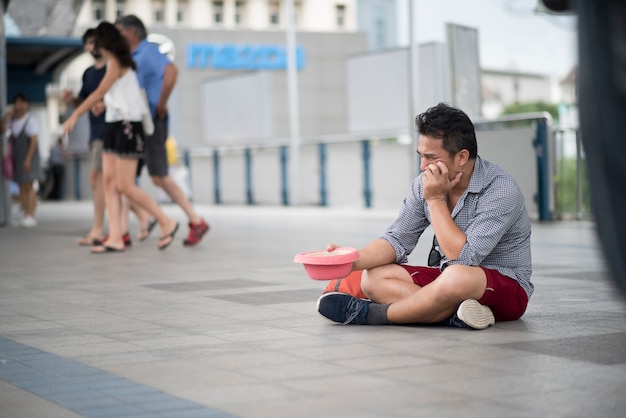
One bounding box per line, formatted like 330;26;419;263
154;28;368;149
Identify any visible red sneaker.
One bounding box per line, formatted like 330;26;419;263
183;219;209;246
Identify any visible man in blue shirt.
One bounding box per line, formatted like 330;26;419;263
61;29;107;245
317;103;533;330
116;15;209;246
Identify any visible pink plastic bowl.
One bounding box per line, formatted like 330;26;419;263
293;247;360;280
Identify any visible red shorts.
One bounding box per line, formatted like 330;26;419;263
400;265;529;321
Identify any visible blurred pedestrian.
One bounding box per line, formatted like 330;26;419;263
61;28;108;245
48;137;66;200
63;21;179;253
116;15;209;246
0;93;41;228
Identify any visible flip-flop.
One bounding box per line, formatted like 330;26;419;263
78;235;104;246
137;219;157;242
91;245;125;254
157;222;180;251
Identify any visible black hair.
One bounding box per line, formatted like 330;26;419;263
13;93;28;104
82;28;96;45
115;14;148;40
94;21;136;70
416;103;478;159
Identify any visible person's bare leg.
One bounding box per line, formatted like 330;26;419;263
18;184;28;216
362;264;487;324
117;159;177;247
21;182;36;217
88;168;105;238
150;175;201;224
88;170;105;238
361;265;422;303
130;200;154;240
97;153;124;250
120;195;130;236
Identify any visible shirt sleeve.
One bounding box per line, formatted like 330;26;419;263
78;70;89;100
379;176;431;264
443;175;524;268
25;116;39;137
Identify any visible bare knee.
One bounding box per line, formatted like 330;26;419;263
361;264;411;300
360;268;381;297
116;179;134;195
431;265;486;302
150;175;166;187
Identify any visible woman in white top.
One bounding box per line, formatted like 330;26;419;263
63;22;179;253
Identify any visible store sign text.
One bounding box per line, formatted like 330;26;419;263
187;43;306;70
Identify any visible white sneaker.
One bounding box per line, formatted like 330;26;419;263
454;299;495;330
20;216;37;228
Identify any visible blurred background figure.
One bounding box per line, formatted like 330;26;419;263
0;93;41;228
61;28;108;245
47;137;66;200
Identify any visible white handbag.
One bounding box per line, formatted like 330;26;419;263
140;89;154;136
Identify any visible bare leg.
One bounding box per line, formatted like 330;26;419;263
120;195;130;236
88;168;105;238
130;200;154;239
151;175;201;224
362;264;487;324
97;153;124;250
117;159;177;246
19;182;36;217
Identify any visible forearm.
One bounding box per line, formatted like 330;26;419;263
353;239;397;271
428;199;466;259
157;64;177;110
72;93;103;119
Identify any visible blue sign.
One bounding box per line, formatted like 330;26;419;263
187;43;306;70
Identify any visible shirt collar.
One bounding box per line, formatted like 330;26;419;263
466;156;485;194
132;39;148;57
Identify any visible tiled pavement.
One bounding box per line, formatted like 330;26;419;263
1;201;625;418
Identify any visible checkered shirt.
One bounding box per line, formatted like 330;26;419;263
380;156;534;298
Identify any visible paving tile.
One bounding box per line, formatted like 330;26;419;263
1;202;626;418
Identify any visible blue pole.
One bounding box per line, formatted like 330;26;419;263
245;148;253;205
534;119;551;221
319;143;327;206
280;145;289;206
213;149;221;205
362;140;372;208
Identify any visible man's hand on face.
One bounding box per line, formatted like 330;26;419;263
422;161;462;202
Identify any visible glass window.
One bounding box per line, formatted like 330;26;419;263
116;0;125;18
93;0;105;20
336;4;346;28
269;1;279;26
177;0;187;23
213;1;224;24
155;9;164;23
235;1;245;25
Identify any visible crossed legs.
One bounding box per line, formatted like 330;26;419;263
360;264;487;324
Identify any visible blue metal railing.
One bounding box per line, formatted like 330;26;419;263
67;114;568;221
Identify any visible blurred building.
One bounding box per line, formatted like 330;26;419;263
73;0;357;34
58;0;366;150
480;68;554;119
356;0;398;50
